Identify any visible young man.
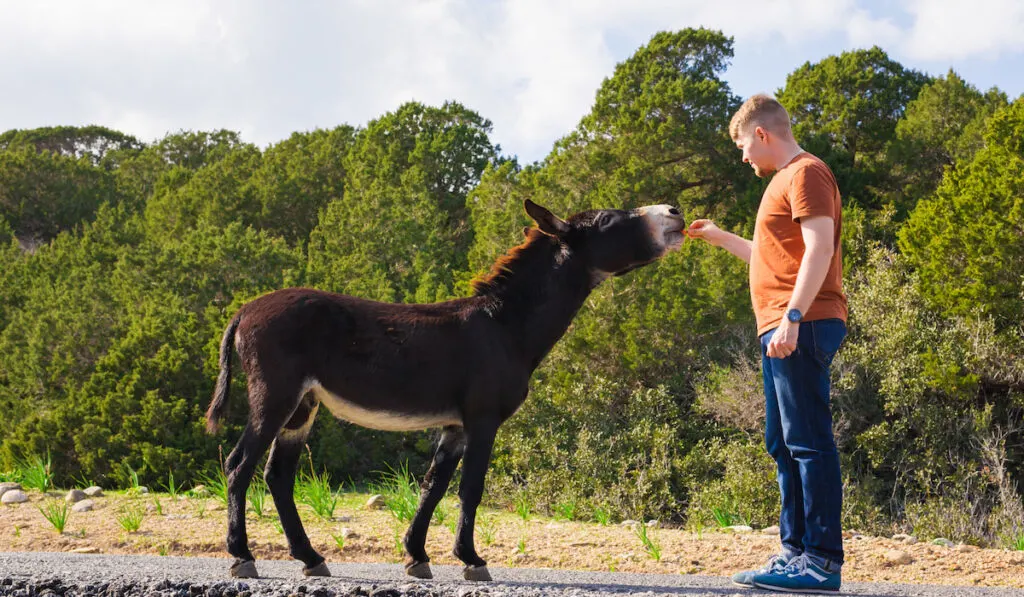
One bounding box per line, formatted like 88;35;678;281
687;94;848;593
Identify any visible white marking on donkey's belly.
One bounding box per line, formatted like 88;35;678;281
307;379;462;432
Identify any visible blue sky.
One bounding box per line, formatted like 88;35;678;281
1;1;1022;165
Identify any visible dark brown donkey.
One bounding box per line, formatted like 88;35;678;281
205;199;685;581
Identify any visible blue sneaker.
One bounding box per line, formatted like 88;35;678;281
752;554;841;593
730;554;788;587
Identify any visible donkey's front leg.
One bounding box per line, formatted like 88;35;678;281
453;419;499;581
404;426;466;579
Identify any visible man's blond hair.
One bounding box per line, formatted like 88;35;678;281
729;94;793;141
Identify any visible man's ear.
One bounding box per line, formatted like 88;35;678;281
524;199;569;237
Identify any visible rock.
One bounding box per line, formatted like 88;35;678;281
365;494;387;510
72;499;95;513
892;533;918;545
1;490;28;504
932;538;955;548
884;550;913;565
620;519;640;529
83;486;104;497
955;543;980;552
341;528;358;539
645;519;660;528
190;484;210;497
0;482;22;498
761;525;780;535
333;515;352;523
65;489;88;503
725;525;754;533
71;547;100;554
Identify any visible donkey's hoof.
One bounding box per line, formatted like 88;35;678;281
405;561;433;579
463;565;492;582
303;561;332;577
230;559;259;578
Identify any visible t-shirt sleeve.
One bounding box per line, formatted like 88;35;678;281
789;163;837;222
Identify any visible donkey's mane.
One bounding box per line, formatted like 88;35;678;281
470;228;557;296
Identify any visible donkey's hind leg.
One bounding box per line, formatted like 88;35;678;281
403;426;466;579
264;401;330;577
224;422;277;578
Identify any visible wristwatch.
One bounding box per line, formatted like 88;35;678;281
785;308;803;323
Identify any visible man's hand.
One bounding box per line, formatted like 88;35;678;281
766;319;799;359
686;219;722;245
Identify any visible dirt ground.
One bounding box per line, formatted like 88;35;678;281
1;489;1022;588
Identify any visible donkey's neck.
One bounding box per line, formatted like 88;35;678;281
475;236;598;367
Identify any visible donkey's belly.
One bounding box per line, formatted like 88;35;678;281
306;379;462;431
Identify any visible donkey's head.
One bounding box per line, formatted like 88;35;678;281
524;199;685;280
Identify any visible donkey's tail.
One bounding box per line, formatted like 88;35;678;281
205;314;241;434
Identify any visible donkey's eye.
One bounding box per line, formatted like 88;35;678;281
597;213;614;229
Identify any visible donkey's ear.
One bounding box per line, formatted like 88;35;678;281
523;226;532;238
524;199;569;237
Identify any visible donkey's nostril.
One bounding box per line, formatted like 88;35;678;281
668;207;680;216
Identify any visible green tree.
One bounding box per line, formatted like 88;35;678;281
898;99;1024;327
890;70;1008;204
777;46;931;212
0;125;142;165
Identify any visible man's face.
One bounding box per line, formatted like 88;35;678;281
735;126;774;178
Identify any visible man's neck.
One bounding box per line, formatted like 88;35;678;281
774;143;805;171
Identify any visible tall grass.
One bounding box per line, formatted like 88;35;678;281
117;503;146;532
635;523;662;561
38;500;70;534
19;453;53;492
297;448;338;519
197;468;228;505
163;470;182;497
248;477;268;518
372;462;419;523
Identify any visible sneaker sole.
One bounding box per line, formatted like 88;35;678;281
752;581;840;594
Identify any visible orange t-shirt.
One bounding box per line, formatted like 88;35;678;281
750;152;847;336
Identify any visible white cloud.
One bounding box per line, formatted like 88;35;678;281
901;0;1024;61
0;1;1020;163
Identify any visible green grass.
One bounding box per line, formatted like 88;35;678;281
117;503;146;532
371;462;419;523
248;477;269;518
122;463;141;492
1010;532;1024;551
162;470;183;497
151;497;163;516
38;500;70;534
592;506;611;526
331;531;346;550
514;493;532;521
298;469;339;519
711;505;742;528
554;498;578;521
19;453;53;492
197;468;229;505
634;523;662;561
478;514;496;546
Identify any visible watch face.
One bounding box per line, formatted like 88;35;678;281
787;310;801;322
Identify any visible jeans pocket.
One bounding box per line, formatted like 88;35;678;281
811;319;847;368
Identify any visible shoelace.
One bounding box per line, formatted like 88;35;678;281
781;554;812;575
760;554;788;573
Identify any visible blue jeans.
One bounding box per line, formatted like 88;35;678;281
760;318;846;568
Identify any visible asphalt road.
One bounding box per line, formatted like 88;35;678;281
0;552;1020;597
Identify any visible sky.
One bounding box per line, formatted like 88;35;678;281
2;0;1023;165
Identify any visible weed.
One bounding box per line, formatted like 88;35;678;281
1010;532;1024;551
372;462;419;524
517;535;527;554
38;500;69;534
192;499;207;520
635;523;662;562
248;477;268;519
592;506;611;526
117;503;146;532
197;468;228;506
13;525;21;538
19;453;53;492
478;515;496;546
163;470;182;498
554;498;578;521
711;505;741;528
122;463;141;491
331;531;345;550
151;498;163;516
514;493;532;521
274;520;284;535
